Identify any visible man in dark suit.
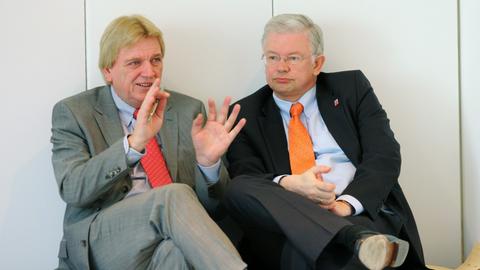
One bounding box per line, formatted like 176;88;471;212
51;15;246;270
224;14;427;270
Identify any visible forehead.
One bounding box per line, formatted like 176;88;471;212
263;31;311;55
117;37;162;60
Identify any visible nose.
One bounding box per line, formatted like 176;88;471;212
141;62;156;77
276;58;290;73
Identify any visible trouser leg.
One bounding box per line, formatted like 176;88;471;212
147;239;191;270
89;183;246;270
223;175;351;268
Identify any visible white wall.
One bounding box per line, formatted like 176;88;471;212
85;0;270;105
0;1;476;269
0;0;85;269
460;0;480;258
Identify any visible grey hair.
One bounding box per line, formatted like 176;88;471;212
262;14;324;56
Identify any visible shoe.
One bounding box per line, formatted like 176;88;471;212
355;234;409;270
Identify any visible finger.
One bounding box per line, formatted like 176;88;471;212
309;165;330;175
152;87;170;100
137;79;160;117
314;189;335;204
140;79;169;117
191;113;203;135
147;78;161;99
318;180;336;191
217;96;231;124
224;103;241;131
318;165;331;173
154;93;169;119
316;195;335;207
323;193;336;204
319;202;336;210
227;118;246;142
148;78;160;94
207;99;216;122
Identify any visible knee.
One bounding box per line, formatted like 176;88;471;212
152;183;196;203
163;183;195;196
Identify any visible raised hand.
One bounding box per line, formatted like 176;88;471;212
128;78;170;152
192;97;246;167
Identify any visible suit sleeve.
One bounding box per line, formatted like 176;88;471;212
227;100;279;180
227;129;273;178
51;101;130;208
342;71;401;220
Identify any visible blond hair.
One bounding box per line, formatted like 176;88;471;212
98;15;165;70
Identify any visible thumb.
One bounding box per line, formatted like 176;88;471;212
310;165;331;174
310;165;331;181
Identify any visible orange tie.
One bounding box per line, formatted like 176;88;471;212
133;110;172;188
288;103;316;174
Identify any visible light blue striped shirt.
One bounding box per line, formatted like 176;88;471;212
272;87;364;215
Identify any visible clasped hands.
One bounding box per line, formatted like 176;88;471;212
280;166;353;217
128;79;246;167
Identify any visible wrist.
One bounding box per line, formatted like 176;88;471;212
277;175;288;185
279;175;293;189
337;200;355;216
196;155;218;167
127;134;147;152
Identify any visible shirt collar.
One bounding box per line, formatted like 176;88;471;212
272;86;317;118
110;87;136;126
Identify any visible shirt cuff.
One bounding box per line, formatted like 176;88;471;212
197;159;221;184
273;174;288;184
336;194;364;216
123;135;144;167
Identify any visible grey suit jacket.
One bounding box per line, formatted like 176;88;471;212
51;85;229;270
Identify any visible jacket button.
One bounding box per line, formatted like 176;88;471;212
122;186;129;193
81;240;87;247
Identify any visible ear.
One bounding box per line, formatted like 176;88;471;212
312;55;325;76
102;67;113;84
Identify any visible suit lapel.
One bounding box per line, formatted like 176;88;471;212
316;81;360;165
93;86;124;147
159;104;178;181
258;96;291;174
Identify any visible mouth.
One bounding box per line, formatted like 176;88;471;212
274;78;291;84
135;82;154;88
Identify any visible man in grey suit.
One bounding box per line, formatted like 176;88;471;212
51;15;247;270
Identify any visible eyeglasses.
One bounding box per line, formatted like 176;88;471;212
262;54;309;66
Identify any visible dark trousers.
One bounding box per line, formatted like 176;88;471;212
223;175;422;270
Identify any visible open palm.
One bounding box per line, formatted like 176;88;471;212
192;97;246;167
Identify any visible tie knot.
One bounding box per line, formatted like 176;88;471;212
133;109;139;119
290;103;304;117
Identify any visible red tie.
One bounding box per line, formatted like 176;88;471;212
133;110;172;188
288;103;316;174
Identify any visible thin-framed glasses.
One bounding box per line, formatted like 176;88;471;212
262;53;308;66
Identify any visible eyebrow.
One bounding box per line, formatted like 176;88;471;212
124;53;163;63
150;53;163;58
265;50;302;56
